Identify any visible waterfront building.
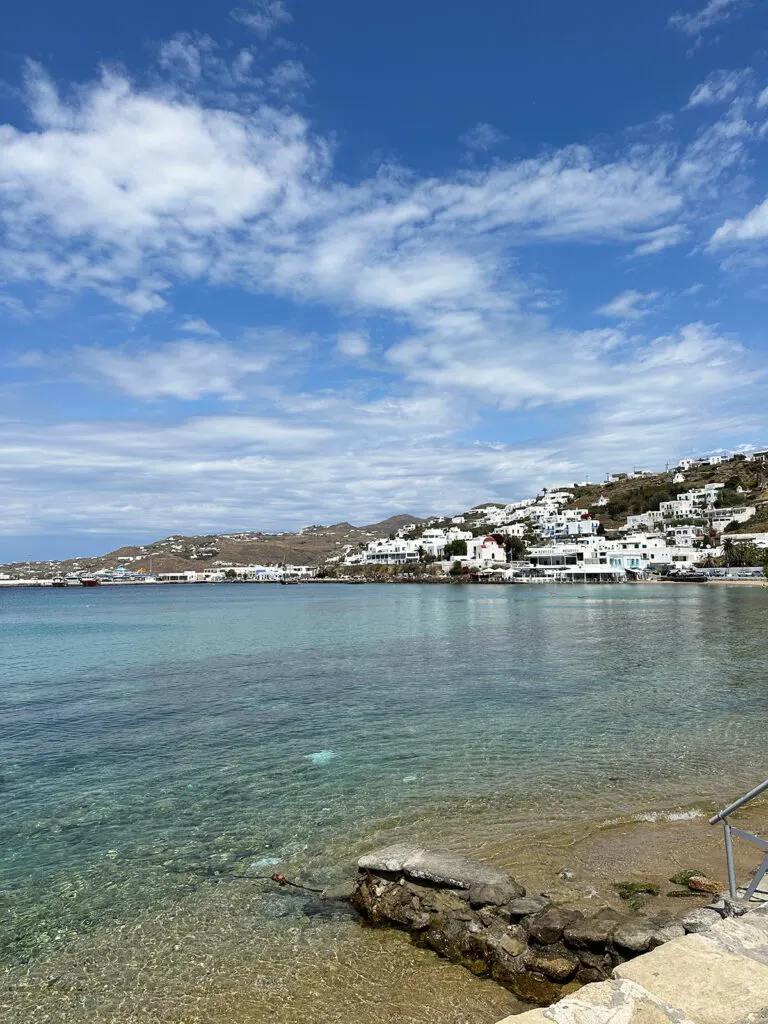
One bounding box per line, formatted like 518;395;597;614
465;535;506;563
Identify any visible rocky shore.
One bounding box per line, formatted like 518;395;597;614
351;845;742;1007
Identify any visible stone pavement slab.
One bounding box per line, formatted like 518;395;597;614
707;908;768;966
497;978;698;1023
614;931;768;1024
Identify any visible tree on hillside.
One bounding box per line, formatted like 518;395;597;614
503;535;526;561
444;539;467;558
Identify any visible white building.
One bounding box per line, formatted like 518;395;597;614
710;506;756;529
660;499;706;520
666;525;705;545
465;536;506;563
728;533;768;549
352;538;421;565
497;523;527;538
625;511;664;531
539;517;600;540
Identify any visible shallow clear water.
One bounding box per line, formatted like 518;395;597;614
1;583;767;1021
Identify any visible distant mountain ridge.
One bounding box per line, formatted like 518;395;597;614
1;515;426;577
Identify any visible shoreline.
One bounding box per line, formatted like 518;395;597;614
1;576;767;588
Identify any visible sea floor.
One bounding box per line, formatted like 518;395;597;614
3;799;767;1024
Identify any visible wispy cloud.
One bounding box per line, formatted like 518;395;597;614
75;341;275;400
596;290;660;322
180;318;220;336
336;331;370;358
460;122;506;151
0;294;32;321
231;0;292;38
669;0;752;37
686;68;753;107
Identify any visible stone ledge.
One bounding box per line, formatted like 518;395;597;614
353;847;706;1007
498;978;700;1023
614;930;768;1024
500;903;768;1023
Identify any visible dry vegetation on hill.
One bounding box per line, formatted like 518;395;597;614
561;458;768;533
1;515;424;578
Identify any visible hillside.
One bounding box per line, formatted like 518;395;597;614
557;458;768;533
1;515;425;578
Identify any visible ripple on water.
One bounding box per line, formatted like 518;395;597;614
2;583;768;1021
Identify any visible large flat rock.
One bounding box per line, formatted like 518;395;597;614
357;846;514;890
614;932;768;1024
357;844;424;874
707;909;768;966
499;979;698;1023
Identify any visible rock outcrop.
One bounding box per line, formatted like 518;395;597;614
352;846;726;1007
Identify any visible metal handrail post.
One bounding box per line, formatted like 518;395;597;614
724;820;737;899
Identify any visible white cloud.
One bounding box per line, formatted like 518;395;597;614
710;196;768;243
336;331;370;358
231;0;292;38
3;310;765;539
0;294;31;321
596;290;660;321
633;224;689;255
674;103;753;197
158;34;210;81
460;122;506;151
669;0;751;37
686;69;752;107
0;64;690;323
74;340;273;400
267;60;311;95
180;317;220;336
1;44;768;544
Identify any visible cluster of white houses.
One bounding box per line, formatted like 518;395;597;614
342;450;768;581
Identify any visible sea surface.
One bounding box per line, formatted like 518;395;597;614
2;582;767;1023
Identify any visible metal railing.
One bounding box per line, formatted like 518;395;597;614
710;778;768;900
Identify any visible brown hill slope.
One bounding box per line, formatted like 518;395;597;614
1;515;425;578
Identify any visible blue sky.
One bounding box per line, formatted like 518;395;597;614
2;0;768;560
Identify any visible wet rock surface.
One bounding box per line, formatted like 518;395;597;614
352;847;723;1007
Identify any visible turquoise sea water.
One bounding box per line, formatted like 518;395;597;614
2;583;767;1022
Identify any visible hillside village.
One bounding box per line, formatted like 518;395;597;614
337;448;768;583
2;448;768;586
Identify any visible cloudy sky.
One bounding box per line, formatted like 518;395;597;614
2;0;768;559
